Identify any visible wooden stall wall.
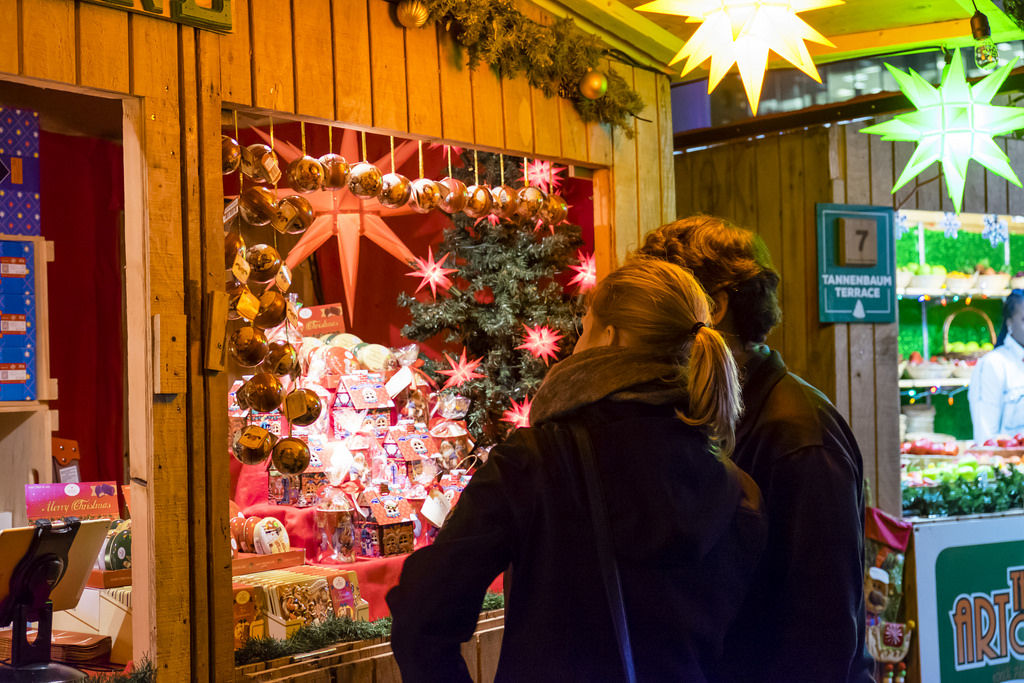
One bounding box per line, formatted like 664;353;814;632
1;1;675;681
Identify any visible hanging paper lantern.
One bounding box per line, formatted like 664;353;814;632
517;323;563;365
437;348;486;390
490;185;519;220
861;50;1024;214
245;372;285;413
286;155;325;193
409;178;442;213
263;340;299;378
347;161;383;198
438;177;468;214
379;172;413;208
407;246;457;298
239;186;277;226
283;387;323;427
637;0;842;115
246;244;282;283
463;184;493;218
229;326;269;367
272;437;311;475
222;135;241;175
318;153;350;190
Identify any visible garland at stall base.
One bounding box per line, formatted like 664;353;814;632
422;0;646;137
902;467;1024;518
84;658;154;683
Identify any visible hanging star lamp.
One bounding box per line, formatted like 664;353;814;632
501;397;532;429
407;246;457;298
861;50;1024;214
636;0;842;115
517;323;564;365
568;251;597;292
437;348;486;390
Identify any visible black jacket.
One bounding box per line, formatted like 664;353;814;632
712;348;873;683
388;397;767;682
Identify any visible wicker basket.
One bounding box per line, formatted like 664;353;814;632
942;307;997;360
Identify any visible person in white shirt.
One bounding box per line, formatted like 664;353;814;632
969;291;1024;441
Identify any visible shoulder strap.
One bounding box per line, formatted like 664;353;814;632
566;421;637;683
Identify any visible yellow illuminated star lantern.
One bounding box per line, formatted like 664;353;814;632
862;50;1024;214
636;0;842;114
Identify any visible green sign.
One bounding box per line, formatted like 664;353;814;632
816;203;896;323
81;0;232;33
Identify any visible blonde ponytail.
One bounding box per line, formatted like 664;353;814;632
678;325;742;459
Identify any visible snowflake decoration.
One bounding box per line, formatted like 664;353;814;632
407;247;457;298
437;348;486;390
940;212;961;239
982;214;1009;247
894;211;910;239
517;324;564;365
501;397;532;429
862;50;1024;214
568;251;597;292
883;622;905;647
519;159;565;193
637;0;842;115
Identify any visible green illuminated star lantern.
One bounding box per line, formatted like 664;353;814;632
862;49;1024;214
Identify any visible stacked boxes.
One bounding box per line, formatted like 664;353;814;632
0;238;35;400
0;107;41;237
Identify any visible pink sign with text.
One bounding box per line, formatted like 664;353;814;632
25;481;120;522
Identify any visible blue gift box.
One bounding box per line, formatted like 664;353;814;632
0;108;41;237
0;345;35;400
0;239;34;294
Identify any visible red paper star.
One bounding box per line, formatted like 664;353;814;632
501;397;532;429
569;251;597;292
517;323;563;365
519;159;565;193
437;348;486;390
407;246;457;298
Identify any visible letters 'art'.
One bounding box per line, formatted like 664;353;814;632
862;50;1024;214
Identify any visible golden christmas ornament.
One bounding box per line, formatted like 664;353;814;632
319;153;350;190
263;340;300;378
254;290;288;329
233;425;277;466
274;195;315;235
246;244;282;283
245;372;285;413
490;185;519;220
438;177;468;214
516;186;546;220
379;172;412;208
272;437;311;475
227;281;259;321
241;143;281;184
229;326;269;367
409;178;441;213
225;231;244;270
239;186;277;227
286;155;325;193
348;162;383;198
284;388;323;427
579;70;609;100
463;184;493;218
541;193;568;225
222;135;241;175
396;0;429;29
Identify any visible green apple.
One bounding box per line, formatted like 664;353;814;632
965;341;980;353
950;341;967;353
932;265;948;278
982;342;994;351
906;263;921;275
957;465;978;481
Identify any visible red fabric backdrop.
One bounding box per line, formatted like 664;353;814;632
40;132;125;486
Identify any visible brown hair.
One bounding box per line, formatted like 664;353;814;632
589;257;742;457
636;214;782;345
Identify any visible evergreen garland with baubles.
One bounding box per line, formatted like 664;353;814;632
398;151;583;447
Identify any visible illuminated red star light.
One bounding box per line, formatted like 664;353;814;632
407;246;457;298
517;323;563;365
519;159;565;193
437;348;486;390
569;251;597;292
501;397;532;429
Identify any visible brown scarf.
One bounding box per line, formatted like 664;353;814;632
529;346;687;426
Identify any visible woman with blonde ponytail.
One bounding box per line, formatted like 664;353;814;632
389;258;767;682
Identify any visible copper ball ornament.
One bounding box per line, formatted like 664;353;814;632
409;178;441;213
263;340;300;378
541;193;568;226
276;195;315;235
516;186;546;221
490;185;519;220
245;372;285;413
348;162;383;198
229;326;269;367
286;155;325;193
254;290;288;329
396;0;429;28
271;437;311;475
579;70;609;100
225;231;244;270
438;177;468;214
319;153;350;190
246;244;282;284
463;184;493;218
232;425;277;466
379;172;412;208
227;281;258;321
243;143;282;184
222;135;241;175
284;388;323;427
239;186;278;227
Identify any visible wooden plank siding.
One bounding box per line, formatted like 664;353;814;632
0;1;676;681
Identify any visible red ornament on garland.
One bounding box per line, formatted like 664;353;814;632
437;348;486;390
517;323;563;365
407;246;457;298
501;397;532;429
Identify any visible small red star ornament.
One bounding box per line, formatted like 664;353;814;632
437;348;486;390
407;246;457;298
517;323;563;365
501;397;532;429
568;251;597;292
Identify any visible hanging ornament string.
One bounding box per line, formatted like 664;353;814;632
473;149;479;186
361;130;368;162
390;135;396;173
269;116;278;252
500;153;505;186
447;145;453;180
300;120;306;156
418;139;424;179
234;110;242;191
524;158;529;187
328;125;333;155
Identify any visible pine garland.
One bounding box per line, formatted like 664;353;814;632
1004;0;1024;32
422;0;646;137
235;616;393;666
84;658;154;683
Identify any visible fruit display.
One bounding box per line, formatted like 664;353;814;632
905;263;947;289
944;271;973;293
903;352;953;380
902;440;1024;518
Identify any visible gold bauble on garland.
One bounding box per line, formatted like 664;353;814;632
579;70;609;100
379;172;413;208
396;0;429;28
